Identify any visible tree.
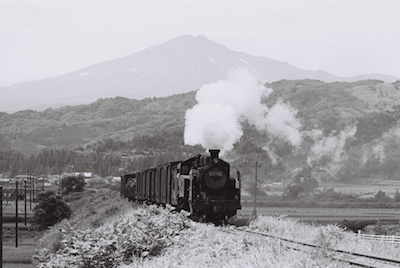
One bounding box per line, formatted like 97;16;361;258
287;184;304;198
60;175;85;194
30;191;72;231
375;190;386;201
302;178;319;196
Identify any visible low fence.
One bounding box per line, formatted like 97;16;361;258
356;232;400;244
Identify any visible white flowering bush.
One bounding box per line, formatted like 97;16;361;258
34;205;192;268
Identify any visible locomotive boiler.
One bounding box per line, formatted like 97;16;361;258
121;149;241;222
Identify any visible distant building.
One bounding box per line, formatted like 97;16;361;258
83;172;92;178
112;177;121;184
13;174;36;183
0;178;10;186
74;172;92;178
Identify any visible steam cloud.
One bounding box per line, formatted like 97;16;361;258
184;68;302;154
307;125;357;166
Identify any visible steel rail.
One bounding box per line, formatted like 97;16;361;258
225;227;400;268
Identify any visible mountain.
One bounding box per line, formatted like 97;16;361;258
1;35;399;113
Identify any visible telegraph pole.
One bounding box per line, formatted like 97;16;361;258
15;181;18;248
29;173;32;210
24;180;27;225
253;161;258;217
32;175;35;204
1;186;3;267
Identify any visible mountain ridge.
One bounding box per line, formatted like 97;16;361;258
1;35;399;113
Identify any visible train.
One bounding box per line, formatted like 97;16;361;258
120;149;241;223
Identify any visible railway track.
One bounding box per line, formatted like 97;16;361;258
223;226;400;268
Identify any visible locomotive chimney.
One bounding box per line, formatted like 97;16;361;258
209;149;220;162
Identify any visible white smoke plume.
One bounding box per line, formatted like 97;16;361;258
307;125;357;166
264;99;302;146
372;144;385;164
184;68;302;154
362;125;400;165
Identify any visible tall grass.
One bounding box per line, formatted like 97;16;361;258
34;189;400;268
250;215;400;261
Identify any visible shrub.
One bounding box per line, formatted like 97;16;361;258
60;175;85;194
30;191;72;231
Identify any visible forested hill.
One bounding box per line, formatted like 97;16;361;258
0;92;197;153
1;79;400;185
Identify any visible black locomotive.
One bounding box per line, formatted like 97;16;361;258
120;149;241;222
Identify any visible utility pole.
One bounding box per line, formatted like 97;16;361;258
15;181;18;248
29;173;32;210
32;174;35;204
59;166;62;194
1;186;3;267
253;161;258;218
283;177;286;199
24;180;27;225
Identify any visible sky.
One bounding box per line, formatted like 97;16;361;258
1;0;400;87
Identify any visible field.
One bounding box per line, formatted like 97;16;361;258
264;179;400;198
241;179;400;225
2;198;37;268
2;228;37;268
240;206;400;224
319;180;400;198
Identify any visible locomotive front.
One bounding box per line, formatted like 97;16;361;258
179;149;241;222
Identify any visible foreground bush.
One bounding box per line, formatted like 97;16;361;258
34;205;191;268
30;191;72;231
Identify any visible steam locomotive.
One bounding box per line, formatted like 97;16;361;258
120;149;241;222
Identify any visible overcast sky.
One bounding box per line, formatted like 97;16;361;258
1;0;399;87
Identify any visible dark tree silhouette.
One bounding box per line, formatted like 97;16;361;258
341;219;376;233
60;175;85;194
30;191;72;231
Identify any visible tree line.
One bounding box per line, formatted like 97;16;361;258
0;131;203;178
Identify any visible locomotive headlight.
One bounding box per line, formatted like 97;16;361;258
204;168;227;190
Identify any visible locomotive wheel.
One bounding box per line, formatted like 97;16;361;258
175;198;189;212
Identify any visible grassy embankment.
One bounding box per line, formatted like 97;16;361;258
31;188;400;268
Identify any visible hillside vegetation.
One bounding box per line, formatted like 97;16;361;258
1;79;400;187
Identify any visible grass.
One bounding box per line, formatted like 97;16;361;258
3;245;36;263
29;187;400;267
117;219;354;268
2;229;38;268
250;215;400;261
239;205;400;223
34;201;400;268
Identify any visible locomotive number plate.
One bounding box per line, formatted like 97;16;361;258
209;171;223;176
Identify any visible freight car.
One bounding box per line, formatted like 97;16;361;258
121;149;241;223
